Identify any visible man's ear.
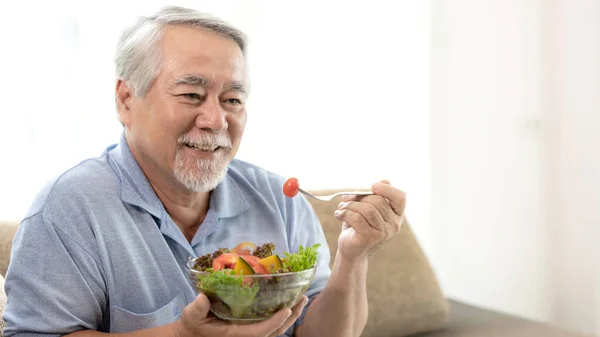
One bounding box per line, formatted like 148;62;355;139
116;79;134;128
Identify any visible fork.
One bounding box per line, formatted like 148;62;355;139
298;188;373;201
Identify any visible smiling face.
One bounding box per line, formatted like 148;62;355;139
117;25;248;193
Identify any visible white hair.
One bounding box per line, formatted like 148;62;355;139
115;5;248;97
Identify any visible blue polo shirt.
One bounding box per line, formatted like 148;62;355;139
2;133;331;336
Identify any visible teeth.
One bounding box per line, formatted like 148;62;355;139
186;143;218;151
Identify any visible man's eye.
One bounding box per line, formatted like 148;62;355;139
182;93;202;100
224;98;242;105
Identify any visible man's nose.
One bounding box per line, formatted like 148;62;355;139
196;98;227;131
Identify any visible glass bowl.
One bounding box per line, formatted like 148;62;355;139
186;256;316;321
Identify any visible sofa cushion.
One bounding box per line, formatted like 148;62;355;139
1;273;6;335
419;300;593;337
306;190;448;337
0;222;18;277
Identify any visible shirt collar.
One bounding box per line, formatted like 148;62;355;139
108;132;164;220
208;166;250;219
108;132;250;222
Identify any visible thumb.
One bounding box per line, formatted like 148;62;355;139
178;293;213;336
191;292;211;317
182;292;211;324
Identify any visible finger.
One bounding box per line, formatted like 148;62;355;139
341;194;361;202
369;180;404;234
234;306;292;337
335;208;381;235
365;195;403;236
291;295;309;316
342;181;389;202
337;199;386;232
181;293;212;328
371;182;406;216
269;296;309;337
358;194;398;225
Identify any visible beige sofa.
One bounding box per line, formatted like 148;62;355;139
0;190;592;337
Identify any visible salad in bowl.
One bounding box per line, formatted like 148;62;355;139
186;241;320;321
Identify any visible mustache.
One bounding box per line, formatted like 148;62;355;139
177;133;233;148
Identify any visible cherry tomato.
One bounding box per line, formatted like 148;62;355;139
283;177;299;198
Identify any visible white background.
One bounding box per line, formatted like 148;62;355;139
431;0;599;334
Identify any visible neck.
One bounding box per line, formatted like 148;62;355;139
125;135;211;243
151;181;211;243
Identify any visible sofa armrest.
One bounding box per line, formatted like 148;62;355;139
416;299;592;337
1;273;6;334
0;221;19;277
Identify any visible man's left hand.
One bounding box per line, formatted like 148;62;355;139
334;180;406;261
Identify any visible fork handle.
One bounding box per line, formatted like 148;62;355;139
337;191;373;196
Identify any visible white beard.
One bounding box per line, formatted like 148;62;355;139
173;151;230;192
172;132;233;192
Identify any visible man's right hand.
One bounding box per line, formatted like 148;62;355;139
176;292;309;337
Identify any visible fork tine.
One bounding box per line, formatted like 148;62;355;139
298;188;320;200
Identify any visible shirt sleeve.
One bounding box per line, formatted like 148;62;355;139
2;213;107;336
283;194;333;337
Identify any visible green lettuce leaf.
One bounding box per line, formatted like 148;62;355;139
282;243;321;272
197;270;259;317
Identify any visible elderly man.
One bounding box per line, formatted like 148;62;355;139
2;6;406;337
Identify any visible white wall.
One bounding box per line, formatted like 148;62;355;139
234;1;433;256
0;1;433;256
547;0;600;332
431;0;600;334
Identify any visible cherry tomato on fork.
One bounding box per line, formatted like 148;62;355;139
283;178;300;198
